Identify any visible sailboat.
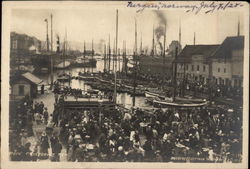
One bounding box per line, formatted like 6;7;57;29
145;23;207;108
57;32;71;82
150;47;207;108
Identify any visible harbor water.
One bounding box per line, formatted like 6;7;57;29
37;57;149;109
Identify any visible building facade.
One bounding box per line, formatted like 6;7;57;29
175;36;244;88
10;32;42;53
10;72;43;100
211;36;244;87
175;45;220;84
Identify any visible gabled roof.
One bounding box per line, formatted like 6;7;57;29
176;44;220;62
21;72;43;85
211;36;244;59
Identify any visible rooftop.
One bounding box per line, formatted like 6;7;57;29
176;44;220;62
211;36;244;59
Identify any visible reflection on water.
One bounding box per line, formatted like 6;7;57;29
37;58;149;109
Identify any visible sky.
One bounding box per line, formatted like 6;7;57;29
10;3;245;52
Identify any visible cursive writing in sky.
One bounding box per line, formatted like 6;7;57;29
127;1;244;14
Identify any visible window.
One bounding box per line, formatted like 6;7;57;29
203;65;206;72
19;85;24;96
197;65;199;71
224;68;226;73
12;40;18;49
192;65;194;71
218;68;220;72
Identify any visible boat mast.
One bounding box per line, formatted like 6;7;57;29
173;47;178;102
113;38;115;72
125;40;127;75
118;48;120;72
84;41;86;73
92;39;94;73
108;34;111;73
163;23;166;84
140;34;142;55
45;18;49;52
50;14;54;89
104;43;106;73
114;9;118;104
132;18;137;107
151;25;155;56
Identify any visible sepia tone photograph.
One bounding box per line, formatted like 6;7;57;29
1;1;249;169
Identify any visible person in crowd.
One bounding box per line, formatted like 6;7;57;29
43;107;49;125
39;132;50;159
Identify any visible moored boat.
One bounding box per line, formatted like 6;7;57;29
152;97;208;108
57;73;71;82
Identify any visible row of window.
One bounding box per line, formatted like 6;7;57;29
179;64;227;73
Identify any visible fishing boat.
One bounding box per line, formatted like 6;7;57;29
78;72;97;81
71;57;97;67
54;61;71;69
152;97;208;108
57;73;71;82
145;91;165;100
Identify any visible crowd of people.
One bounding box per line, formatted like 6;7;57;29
56;95;242;162
9;85;243;162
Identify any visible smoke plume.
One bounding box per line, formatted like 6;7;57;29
153;11;167;55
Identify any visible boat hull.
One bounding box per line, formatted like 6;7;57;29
145;91;165;99
152;99;208;108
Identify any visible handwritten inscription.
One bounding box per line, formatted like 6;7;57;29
127;1;244;14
